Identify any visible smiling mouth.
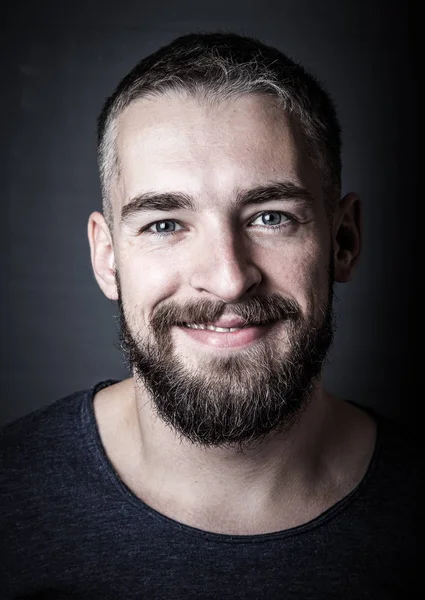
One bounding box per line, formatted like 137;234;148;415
176;320;277;349
182;322;270;333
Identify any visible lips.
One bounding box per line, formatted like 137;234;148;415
184;323;248;332
177;320;275;349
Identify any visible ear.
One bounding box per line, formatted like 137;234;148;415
332;192;362;283
87;211;118;300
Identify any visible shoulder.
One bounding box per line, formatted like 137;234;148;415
372;410;420;469
335;398;422;517
347;400;420;465
0;380;121;539
354;405;423;519
1;386;89;460
0;380;119;480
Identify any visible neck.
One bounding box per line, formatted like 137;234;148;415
94;377;376;535
136;377;325;476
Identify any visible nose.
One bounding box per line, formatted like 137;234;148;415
189;228;262;302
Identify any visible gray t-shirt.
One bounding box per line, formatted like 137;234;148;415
0;380;421;599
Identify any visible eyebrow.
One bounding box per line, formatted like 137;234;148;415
120;181;315;225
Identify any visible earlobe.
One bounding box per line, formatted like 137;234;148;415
87;212;118;300
333;193;362;283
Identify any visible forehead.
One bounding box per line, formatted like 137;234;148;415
114;93;322;212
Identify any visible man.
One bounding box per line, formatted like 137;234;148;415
0;32;419;598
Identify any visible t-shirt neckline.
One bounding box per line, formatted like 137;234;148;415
82;378;381;544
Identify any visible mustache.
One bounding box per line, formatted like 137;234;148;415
150;294;302;336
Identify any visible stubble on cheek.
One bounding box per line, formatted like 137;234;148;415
269;235;330;324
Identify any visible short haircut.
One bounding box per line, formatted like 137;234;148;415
97;31;342;226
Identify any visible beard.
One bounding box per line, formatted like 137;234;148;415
116;269;335;450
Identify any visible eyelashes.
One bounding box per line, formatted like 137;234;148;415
140;211;298;239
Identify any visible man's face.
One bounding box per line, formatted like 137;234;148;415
110;93;335;448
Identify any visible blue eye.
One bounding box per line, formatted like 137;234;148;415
148;220;183;234
250;212;291;227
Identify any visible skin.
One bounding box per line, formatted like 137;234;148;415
87;93;376;535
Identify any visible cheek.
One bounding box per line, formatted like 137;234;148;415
117;249;181;323
265;239;330;313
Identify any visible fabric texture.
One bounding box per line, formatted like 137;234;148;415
0;380;421;599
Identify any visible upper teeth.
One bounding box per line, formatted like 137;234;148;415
185;324;246;332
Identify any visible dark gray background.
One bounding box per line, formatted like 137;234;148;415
1;1;419;428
